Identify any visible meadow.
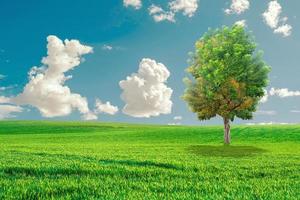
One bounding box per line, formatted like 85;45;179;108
0;121;299;199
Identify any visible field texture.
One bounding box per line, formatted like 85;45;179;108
0;121;299;199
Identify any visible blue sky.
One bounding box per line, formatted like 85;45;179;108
0;0;299;125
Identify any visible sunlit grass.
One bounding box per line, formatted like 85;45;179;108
0;121;299;199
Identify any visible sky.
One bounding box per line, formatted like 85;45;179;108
0;0;299;125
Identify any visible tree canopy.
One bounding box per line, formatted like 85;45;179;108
183;25;270;143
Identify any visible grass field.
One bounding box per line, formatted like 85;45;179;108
0;121;299;199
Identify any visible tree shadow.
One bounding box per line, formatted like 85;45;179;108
98;159;182;170
188;145;267;158
8;151;182;171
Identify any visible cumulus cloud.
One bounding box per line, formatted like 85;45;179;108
0;105;23;119
262;1;292;37
269;88;300;98
119;58;173;118
225;0;250;15
149;5;175;23
123;0;142;9
274;24;292;37
95;99;118;115
11;35;97;120
234;19;247;27
149;0;199;22
262;1;281;29
169;0;198;17
259;89;269;103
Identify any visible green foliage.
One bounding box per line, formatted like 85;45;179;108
183;25;270;121
0;121;299;199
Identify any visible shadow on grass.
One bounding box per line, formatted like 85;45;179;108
7;151;182;172
98;159;181;170
1;160;181;177
188;145;267;158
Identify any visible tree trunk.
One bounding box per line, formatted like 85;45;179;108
223;118;231;145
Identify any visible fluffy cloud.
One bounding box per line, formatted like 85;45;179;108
225;0;250;15
274;24;292;37
0;105;23;119
0;96;10;103
269;88;300;98
149;0;199;22
149;5;175;23
262;1;281;28
259;89;269;103
234;19;247;27
123;0;142;9
11;35;97;120
119;58;173;118
95;99;118;115
169;0;198;17
262;1;292;37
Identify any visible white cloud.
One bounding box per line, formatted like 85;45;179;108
95;99;118;115
11;35;97;120
262;1;292;37
0;96;10;104
290;110;300;113
225;0;250;15
269;88;300;98
119;58;173;118
149;0;199;23
149;5;175;23
169;0;198;17
259;89;269;103
0;105;23;119
255;110;277;116
246;122;292;126
123;0;142;9
174;116;182;120
168;122;181;126
234;19;247;27
102;45;113;51
274;24;292;37
0;74;5;80
262;0;281;28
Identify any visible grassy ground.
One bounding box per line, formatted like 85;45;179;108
0;121;299;199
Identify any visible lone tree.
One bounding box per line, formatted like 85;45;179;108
183;25;270;145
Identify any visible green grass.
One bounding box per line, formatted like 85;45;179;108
0;121;299;199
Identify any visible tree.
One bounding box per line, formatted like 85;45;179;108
183;25;270;145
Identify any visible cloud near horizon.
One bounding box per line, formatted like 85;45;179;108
95;98;118;115
119;58;173;118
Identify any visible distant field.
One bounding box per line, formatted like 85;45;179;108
0;121;299;199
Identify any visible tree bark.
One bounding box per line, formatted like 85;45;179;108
223;118;231;145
